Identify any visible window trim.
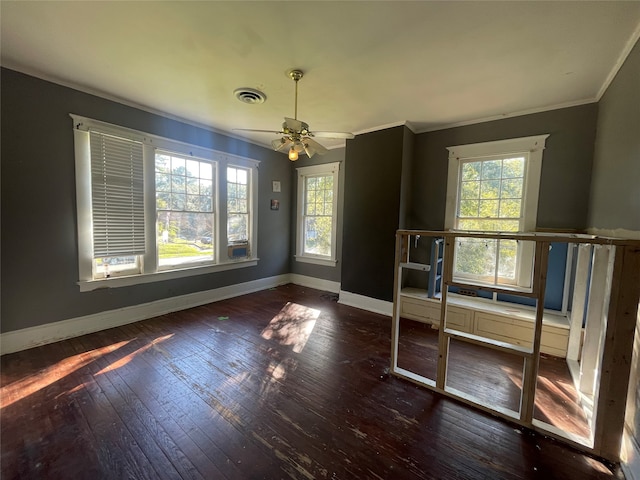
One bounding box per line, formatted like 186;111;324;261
295;162;340;267
444;135;549;289
71;114;259;291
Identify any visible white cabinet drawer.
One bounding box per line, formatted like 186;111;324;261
445;305;473;332
473;312;569;357
400;297;440;324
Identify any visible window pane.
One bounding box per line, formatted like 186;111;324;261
479;199;499;217
461;181;479;199
200;179;212;196
497;239;517;280
228;214;248;241
502;157;525;177
228;183;237;199
156;192;170;209
227;167;237;183
186;176;199;195
459;219;519;231
481;160;502;179
171;156;185;175
304;216;332;256
454;238;496;279
459;200;479;217
156;154;170;173
480;179;500;199
186;160;199;177
200;163;213;180
156;153;215;266
462;162;481;181
95;256;139;277
157;211;214;267
237;169;247;184
172;175;185;193
499;199;521;218
501;178;523;198
171;193;185;210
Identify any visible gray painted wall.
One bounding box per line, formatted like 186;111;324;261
410;103;599;232
341;126;412;301
588;39;640;457
588;39;640;233
1;68;292;333
288;149;345;284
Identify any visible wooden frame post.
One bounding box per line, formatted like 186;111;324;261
580;245;614;397
593;245;640;460
567;244;591;362
436;236;456;390
521;241;550;423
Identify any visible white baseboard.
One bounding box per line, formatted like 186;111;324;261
1;274;290;355
1;275;397;355
338;290;393;317
289;274;341;293
622;428;640;480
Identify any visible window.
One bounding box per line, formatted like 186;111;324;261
226;166;250;243
72;114;259;291
296;162;340;266
155;152;215;268
445;135;548;289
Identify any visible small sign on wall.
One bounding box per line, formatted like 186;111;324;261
272;181;281;192
271;199;280;210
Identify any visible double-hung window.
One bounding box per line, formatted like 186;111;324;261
445;135;548;289
72;114;259;291
226;166;250;243
295;162;340;266
155;151;215;268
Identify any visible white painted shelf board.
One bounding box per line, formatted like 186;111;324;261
400;288;569;330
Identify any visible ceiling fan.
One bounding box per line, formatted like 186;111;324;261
234;69;354;161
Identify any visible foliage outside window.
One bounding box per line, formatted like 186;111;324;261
296;162;340;266
455;156;525;284
226;166;250;244
445;135;548;289
155;152;215;268
71;114;259;291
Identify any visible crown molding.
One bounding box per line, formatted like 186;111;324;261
1;61;276;151
596;21;640;101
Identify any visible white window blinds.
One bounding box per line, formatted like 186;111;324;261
90;131;145;258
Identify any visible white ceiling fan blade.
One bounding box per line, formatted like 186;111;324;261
302;138;329;158
272;138;292;151
233;128;284;135
311;130;355;139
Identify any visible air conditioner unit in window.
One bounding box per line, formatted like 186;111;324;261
228;242;249;259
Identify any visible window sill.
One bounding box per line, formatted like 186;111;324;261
78;258;258;292
294;255;337;267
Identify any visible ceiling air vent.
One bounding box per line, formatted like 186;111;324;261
234;88;266;105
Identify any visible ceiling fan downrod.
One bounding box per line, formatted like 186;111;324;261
289;69;303;121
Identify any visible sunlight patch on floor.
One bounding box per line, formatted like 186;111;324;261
95;334;174;375
261;302;320;353
0;340;131;409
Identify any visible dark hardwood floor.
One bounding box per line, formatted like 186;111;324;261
1;284;622;479
397;318;591;439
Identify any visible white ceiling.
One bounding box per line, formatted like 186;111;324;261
2;1;639;151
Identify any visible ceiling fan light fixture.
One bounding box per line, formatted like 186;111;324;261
302;142;314;158
272;138;288;151
233;68;353;156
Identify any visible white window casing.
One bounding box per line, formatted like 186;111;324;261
295;162;340;267
444;135;549;289
71;114;259;291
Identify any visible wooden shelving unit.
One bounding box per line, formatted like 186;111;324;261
391;229;640;462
